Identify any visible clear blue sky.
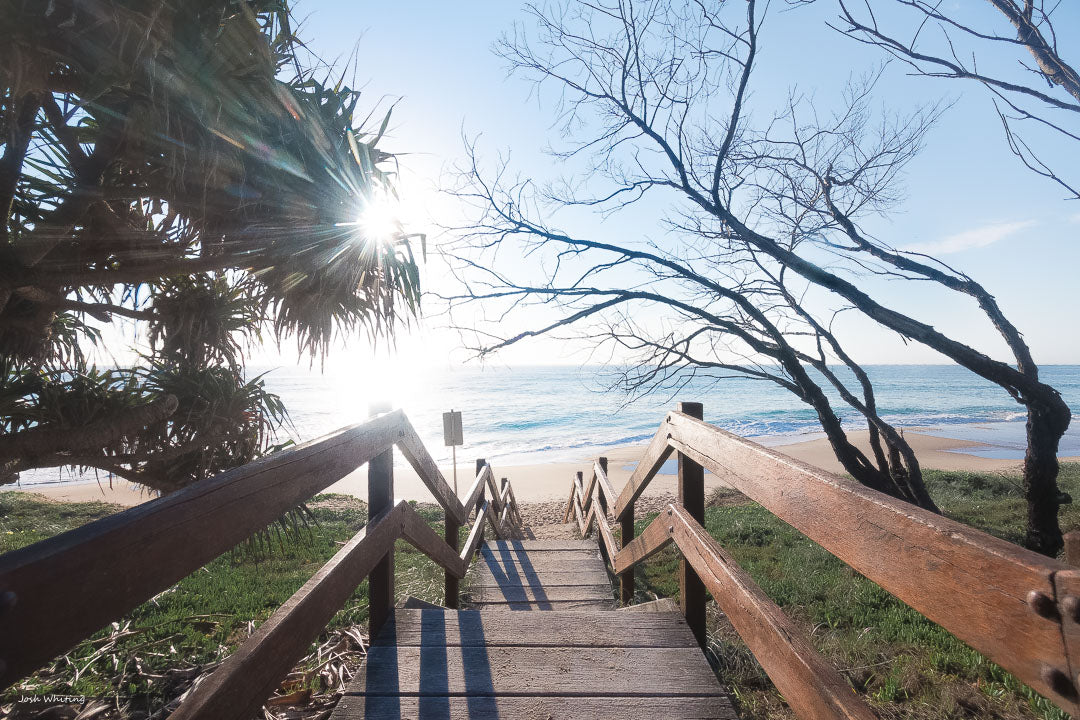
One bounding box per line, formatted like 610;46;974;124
288;0;1080;370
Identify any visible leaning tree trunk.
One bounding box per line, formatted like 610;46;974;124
1024;391;1073;556
794;373;941;510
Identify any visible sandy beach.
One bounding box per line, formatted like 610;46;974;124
18;429;1080;508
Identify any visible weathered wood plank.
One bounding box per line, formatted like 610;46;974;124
0;411;403;688
334;694;738;719
171;502;406;720
469;569;611;588
446;506;461;609
505;481;524;525
580;469;598;517
478;545;602;564
486;470;506;516
476;550;603;568
371;609;701;648
466;584;614;604
666;410;1076;712
669;505;875;720
485;540;600;552
677;401;707;648
574;473;589;536
613;506;674;574
368;437;394;637
595;459;618;511
459;501;491;567
461;465;490;518
400;502;466;580
580;496;597;539
1051;569;1080;705
620;501;635;604
355;646;726;696
592;482;619;564
614;416;674;520
562;475;578;524
395;415;468;524
465;599;617;610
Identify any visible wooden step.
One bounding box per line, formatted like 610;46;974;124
465;539;615;610
335;695;735;719
371;608;707;648
331;609;737;719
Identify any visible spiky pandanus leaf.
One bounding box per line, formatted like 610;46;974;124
1;0;421;491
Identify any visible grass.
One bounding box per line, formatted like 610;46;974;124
628;463;1080;720
0;492;457;717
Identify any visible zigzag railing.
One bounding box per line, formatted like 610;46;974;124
564;402;1080;719
0;408;521;720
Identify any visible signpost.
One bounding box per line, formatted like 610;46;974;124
442;410;463;493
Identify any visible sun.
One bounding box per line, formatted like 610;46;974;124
355;188;404;244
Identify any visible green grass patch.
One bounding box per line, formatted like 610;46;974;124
0;491;459;716
627;463;1080;720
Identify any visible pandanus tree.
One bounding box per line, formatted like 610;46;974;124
0;0;422;492
446;0;1070;553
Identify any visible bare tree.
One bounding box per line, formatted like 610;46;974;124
446;0;1071;553
829;0;1080;199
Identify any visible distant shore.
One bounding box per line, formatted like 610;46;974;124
18;428;1080;507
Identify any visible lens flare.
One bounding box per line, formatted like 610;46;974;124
356;190;402;244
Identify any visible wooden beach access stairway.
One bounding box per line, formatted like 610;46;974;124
5;402;1080;719
333;538;737;718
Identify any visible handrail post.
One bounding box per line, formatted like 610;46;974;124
368;403;394;637
678;401;707;648
476;458;487;544
597;457;609;566
445;493;460;609
619;461;635;604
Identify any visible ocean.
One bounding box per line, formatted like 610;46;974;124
258;363;1080;465
18;364;1080;486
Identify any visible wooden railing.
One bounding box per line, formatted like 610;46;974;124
565;402;1080;718
0;408;521;720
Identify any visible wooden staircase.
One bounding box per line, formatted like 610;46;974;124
332;538;737;719
12;405;1080;719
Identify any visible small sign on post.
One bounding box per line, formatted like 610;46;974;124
443;410;463;493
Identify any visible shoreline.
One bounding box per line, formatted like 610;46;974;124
15;427;1080;508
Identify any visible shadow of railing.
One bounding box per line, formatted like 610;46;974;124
478;542;552;610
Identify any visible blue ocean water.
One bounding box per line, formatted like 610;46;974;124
18;364;1080;486
260;363;1080;467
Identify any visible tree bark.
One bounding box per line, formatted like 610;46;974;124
1024;391;1073;556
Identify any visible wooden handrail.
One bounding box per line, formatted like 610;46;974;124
174;460;518;720
0;412;401;687
460;500;493;565
0;409;524;719
590;476;619;563
172;498;485;720
614;418;674;520
565;404;1080;717
395;415;468;524
462;464;492;518
664;410;1076;711
616;505;875;720
593;459;617;510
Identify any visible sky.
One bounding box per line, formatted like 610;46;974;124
257;0;1080;373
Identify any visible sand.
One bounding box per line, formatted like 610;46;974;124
17;428;1080;509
